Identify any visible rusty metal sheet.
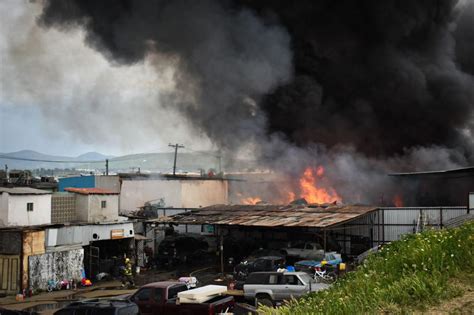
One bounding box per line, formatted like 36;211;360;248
156;204;378;228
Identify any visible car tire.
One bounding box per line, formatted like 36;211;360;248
256;294;273;308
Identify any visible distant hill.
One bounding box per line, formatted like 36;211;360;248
0;150;113;170
76;152;115;161
0;150;227;172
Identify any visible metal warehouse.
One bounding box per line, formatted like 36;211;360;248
156;203;471;257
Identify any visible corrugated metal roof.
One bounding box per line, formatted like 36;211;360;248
0;187;51;195
64;187;118;195
389;166;474;176
156;204;378;228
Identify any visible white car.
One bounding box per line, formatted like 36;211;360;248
281;242;324;259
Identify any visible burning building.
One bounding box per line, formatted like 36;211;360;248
389;166;474;207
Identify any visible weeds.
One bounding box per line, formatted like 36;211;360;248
260;222;474;315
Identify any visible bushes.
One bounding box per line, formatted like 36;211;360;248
262;222;474;314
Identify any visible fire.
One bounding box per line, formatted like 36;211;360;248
236;166;342;205
242;197;262;205
298;167;342;204
393;195;403;207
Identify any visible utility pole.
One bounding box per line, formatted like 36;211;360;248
168;143;184;176
105;159;109;176
217;150;222;175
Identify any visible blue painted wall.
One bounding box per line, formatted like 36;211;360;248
58;175;96;192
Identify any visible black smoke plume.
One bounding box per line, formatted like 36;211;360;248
250;0;474;157
38;0;474;205
39;0;473;158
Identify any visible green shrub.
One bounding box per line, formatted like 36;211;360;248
261;222;474;314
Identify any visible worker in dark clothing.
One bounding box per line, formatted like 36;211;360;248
122;258;135;287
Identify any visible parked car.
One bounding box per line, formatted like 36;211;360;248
246;248;283;259
54;299;139;315
294;252;343;272
157;235;209;265
129;281;234;315
243;271;329;306
234;256;285;280
280;242;324;260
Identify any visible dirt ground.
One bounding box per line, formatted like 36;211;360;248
422;277;474;315
0;269;180;314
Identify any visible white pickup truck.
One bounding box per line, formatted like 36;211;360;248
243;271;328;307
281;242;324;259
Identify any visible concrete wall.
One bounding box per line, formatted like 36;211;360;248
59;176;95;192
120;180;181;212
0;192;8;226
181;180;228;208
28;248;84;290
5;194;51;226
88;194;119;223
120;179;228;213
75;194;119;223
95;175;120;193
75;194;90;222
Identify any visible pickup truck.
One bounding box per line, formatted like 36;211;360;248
130;281;234;315
242;271;328;307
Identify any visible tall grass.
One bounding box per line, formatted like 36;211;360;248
262;222;474;314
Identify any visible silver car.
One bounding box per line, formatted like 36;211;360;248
243;271;329;307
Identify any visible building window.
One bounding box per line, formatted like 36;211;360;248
101;200;106;208
27;202;34;211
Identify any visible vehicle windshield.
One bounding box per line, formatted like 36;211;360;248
298;273;314;285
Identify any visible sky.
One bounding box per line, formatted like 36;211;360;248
0;0;212;157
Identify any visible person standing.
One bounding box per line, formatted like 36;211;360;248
122;258;135;287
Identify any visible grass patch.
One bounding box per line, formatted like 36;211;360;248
261;222;474;315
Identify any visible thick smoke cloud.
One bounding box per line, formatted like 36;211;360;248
249;0;474;158
39;0;474;159
37;0;473;204
39;0;292;150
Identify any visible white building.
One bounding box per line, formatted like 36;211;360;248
65;188;119;223
119;178;229;213
0;187;52;227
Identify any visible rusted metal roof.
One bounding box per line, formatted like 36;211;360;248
157;204;377;228
64;187;118;195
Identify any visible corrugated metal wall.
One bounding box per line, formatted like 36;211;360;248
338;207;468;253
331;206;469;255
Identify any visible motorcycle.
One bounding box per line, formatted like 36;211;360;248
313;266;337;283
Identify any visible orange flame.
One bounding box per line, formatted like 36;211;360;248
242;197;262;205
393;195;403;207
298;167;342;204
